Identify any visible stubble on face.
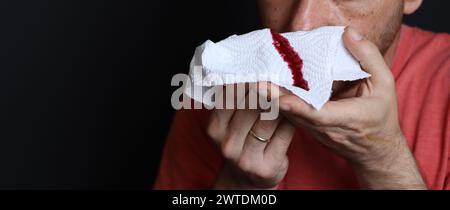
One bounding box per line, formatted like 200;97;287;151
258;0;405;55
368;1;404;55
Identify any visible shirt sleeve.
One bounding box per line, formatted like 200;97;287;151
153;108;224;189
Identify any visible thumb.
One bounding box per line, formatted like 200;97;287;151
343;26;395;89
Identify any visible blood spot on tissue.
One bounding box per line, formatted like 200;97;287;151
271;30;310;91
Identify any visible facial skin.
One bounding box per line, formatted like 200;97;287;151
258;0;420;62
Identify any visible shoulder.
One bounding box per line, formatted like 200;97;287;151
399;26;450;77
394;26;449;103
405;26;450;59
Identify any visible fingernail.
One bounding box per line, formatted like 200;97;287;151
347;27;363;41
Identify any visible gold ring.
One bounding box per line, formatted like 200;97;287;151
248;130;270;143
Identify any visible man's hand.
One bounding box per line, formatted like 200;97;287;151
207;84;295;189
278;27;426;189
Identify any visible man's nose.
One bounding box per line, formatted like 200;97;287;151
287;0;341;31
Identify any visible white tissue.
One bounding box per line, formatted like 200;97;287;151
184;26;370;109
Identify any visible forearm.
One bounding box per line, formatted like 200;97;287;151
352;135;426;190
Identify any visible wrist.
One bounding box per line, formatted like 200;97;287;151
355;131;406;170
351;134;426;189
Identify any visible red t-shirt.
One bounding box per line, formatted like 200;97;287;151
154;25;450;189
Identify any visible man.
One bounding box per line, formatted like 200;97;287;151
155;0;450;189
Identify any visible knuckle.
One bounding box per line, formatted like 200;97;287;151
220;141;237;161
207;116;222;140
206;124;218;140
282;158;289;169
274;130;293;144
359;41;383;64
237;158;254;173
362;40;379;54
256;167;278;180
255;119;276;131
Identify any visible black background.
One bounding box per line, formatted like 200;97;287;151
0;0;448;189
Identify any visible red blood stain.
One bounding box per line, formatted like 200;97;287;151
271;30;310;91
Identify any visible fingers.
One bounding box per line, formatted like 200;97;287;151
343;27;395;90
208;84;250;142
264;120;295;162
207;86;236;142
279;93;365;127
208;82;295;169
221;108;260;161
257;82;291;102
241;117;281;160
278;94;329;125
